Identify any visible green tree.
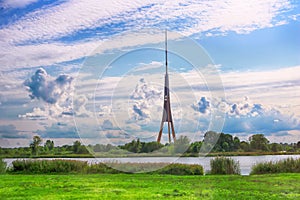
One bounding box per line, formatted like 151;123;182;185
30;136;42;156
233;136;240;151
93;144;106;152
105;144;115;152
249;134;269;152
202;131;219;152
77;145;89;154
141;141;163;153
240;141;250;152
174;135;190;153
188;141;202;153
44;140;54;152
270;143;282;152
209;132;235;152
72;141;82;154
72;141;89;154
122;139;142;153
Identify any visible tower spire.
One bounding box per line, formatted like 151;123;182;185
157;30;176;143
165;29;168;74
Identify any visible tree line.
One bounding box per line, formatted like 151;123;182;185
0;131;300;157
119;132;300;154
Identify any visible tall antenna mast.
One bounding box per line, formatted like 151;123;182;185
157;30;176;143
165;29;168;74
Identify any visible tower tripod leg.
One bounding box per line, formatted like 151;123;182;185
157;120;164;143
168;122;171;144
170;121;176;142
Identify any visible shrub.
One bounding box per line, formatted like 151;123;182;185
210;157;240;175
89;162;204;175
0;158;6;174
156;163;204;175
250;157;300;175
87;162;119;174
10;159;204;175
11;159;88;173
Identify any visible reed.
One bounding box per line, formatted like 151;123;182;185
210;157;240;175
250;157;300;174
0;158;6;174
11;159;88;173
10;159;204;175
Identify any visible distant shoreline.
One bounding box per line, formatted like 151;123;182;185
2;151;300;159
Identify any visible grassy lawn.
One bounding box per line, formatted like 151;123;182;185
0;174;299;199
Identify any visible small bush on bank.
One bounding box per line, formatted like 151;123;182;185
210;157;240;175
0;158;6;174
250;157;300;175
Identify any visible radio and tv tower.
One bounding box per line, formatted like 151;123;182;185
157;30;176;143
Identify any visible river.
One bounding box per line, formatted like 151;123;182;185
4;154;300;175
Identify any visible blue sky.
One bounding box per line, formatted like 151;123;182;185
0;0;300;147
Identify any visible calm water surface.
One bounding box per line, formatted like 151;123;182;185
5;155;300;175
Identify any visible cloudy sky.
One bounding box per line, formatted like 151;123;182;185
0;0;299;147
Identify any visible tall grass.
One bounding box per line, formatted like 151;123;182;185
156;163;203;175
10;159;204;175
250;157;300;175
0;158;6;174
210;157;240;175
11;159;88;173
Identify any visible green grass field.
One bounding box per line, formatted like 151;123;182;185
0;174;299;199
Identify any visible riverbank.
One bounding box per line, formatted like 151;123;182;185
0;173;299;199
4;154;300;175
2;151;299;158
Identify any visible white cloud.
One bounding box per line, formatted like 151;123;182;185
132;61;163;72
0;0;38;9
129;78;162;122
20;68;90;120
24;68;73;104
0;0;295;70
0;0;156;44
19;107;49;120
0;0;293;45
191;96;300;137
220;65;300;108
192;97;211;114
0;41;100;69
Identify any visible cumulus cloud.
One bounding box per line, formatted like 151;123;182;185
193;97;300;136
72;95;91;117
129;78;162;122
20;68;86;120
102;120;114;130
101;119;121;131
192;97;300;136
222;108;300;137
36;123;79;138
192;96;210;114
24;68;73;104
226;97;263;117
0;124;26;138
18;107;49;120
99;105;112;117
